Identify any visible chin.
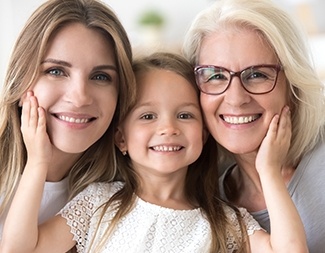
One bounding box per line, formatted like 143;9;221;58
53;141;90;154
221;141;259;155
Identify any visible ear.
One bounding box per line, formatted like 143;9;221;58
114;126;127;152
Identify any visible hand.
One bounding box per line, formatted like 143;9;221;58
256;106;291;175
20;91;52;168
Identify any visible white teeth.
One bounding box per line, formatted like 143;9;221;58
223;115;259;124
58;115;90;123
152;146;182;152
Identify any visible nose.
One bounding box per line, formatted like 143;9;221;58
65;76;93;107
223;76;251;106
157;118;181;136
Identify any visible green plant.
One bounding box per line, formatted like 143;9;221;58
138;10;165;27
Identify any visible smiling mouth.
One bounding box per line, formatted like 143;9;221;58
221;114;261;124
151;145;183;152
56;115;95;124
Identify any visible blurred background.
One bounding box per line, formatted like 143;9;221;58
0;0;324;84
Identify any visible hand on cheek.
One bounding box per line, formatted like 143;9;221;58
21;91;53;168
256;105;291;174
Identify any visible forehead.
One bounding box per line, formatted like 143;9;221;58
199;27;278;68
135;69;198;101
43;22;116;66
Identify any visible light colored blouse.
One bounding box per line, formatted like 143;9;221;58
60;181;262;252
0;176;69;240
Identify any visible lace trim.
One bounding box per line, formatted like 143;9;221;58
59;182;263;252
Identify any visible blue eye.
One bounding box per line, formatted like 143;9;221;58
208;73;227;82
243;67;276;84
47;68;65;76
92;73;112;82
247;71;267;80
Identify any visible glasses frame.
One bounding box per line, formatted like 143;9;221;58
194;64;283;95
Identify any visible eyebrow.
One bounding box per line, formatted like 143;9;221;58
41;58;117;72
41;58;72;67
93;65;118;72
133;101;200;110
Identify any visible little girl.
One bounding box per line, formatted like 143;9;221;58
0;52;307;252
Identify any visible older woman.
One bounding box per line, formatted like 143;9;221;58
183;0;325;252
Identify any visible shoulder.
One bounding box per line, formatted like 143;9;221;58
223;205;264;236
82;181;124;197
58;181;124;251
305;139;325;158
59;181;124;215
294;139;325;178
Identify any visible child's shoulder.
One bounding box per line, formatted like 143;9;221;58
80;181;124;201
83;181;124;195
223;205;264;236
59;181;124;217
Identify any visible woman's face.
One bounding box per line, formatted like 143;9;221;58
30;22;118;154
198;28;288;155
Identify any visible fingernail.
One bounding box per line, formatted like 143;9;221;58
286;106;291;114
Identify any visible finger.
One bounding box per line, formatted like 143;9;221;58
37;107;47;132
29;96;39;129
19;90;34;107
21;93;32;130
287;109;292;139
277;106;291;141
266;114;279;139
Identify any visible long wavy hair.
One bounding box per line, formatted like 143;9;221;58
183;0;325;167
89;52;249;253
0;0;136;216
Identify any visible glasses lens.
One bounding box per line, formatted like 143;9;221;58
195;67;229;94
241;66;278;94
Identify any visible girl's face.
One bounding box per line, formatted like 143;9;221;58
198;28;288;155
30;22;118;154
116;69;204;178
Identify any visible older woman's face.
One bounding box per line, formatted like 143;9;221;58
198;28;288;155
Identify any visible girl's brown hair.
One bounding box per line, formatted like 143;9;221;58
90;52;248;252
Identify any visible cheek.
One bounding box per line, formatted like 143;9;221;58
31;83;56;109
274;74;290;107
266;85;289;115
125;131;146;152
200;94;220;125
100;91;118;119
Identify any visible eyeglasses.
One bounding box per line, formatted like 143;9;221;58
194;64;283;95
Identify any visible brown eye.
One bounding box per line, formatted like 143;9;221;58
140;113;156;120
178;113;193;119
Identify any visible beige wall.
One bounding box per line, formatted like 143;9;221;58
1;0;324;84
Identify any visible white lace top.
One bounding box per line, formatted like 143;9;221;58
60;181;262;253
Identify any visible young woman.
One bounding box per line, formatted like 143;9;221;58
0;52;307;252
0;0;136;238
183;0;325;252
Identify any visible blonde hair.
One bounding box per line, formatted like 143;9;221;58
90;52;248;253
183;0;325;166
0;0;136;215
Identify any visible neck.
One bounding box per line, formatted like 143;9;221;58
136;168;194;210
225;153;296;212
223;153;265;211
46;148;81;182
